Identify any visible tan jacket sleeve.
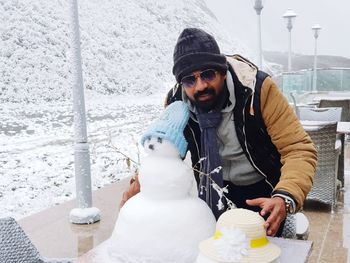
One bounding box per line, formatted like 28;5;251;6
260;77;317;210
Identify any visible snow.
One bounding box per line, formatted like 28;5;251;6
69;206;101;224
108;132;216;262
0;0;252;220
0;93;164;219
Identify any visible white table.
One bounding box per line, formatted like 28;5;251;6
300;120;337;131
75;237;313;263
300;120;350;134
337;121;350;134
311;93;350;103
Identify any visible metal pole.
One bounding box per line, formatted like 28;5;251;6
254;0;263;68
312;25;321;92
340;69;343;90
287;25;292;72
283;9;297;72
68;0;100;224
312;37;318;92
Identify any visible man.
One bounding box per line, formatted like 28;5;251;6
121;28;317;237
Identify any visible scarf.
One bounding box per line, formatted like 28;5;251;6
197;112;225;220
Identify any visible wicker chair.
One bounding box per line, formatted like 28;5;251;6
319;99;350;122
319;99;350;186
281;214;297;239
290;92;319;118
298;107;343;188
298;107;342;122
302;121;339;211
0;217;72;263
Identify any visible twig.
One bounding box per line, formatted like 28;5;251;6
106;130;140;166
189;162;236;210
106;144;140;166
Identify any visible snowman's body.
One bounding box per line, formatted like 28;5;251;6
108;138;216;263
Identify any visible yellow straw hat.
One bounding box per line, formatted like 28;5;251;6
198;209;281;263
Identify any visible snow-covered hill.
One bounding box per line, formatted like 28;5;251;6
0;0;253;219
0;0;252;103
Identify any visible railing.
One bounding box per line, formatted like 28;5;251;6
275;68;350;102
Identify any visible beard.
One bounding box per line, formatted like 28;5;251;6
193;87;223;112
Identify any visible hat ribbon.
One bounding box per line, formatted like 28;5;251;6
213;231;269;248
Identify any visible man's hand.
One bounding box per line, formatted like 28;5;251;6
246;197;286;236
119;176;140;209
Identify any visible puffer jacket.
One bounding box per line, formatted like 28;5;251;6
165;54;317;211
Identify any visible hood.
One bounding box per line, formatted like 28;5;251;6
227;55;258;115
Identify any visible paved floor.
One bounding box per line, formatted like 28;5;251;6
19;144;350;262
19;177;130;260
304;142;350;263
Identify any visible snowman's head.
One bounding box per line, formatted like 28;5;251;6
143;136;180;158
140;135;194;199
140;101;190;158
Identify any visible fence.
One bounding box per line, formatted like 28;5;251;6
275;68;350;102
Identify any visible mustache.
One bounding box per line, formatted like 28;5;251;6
193;88;215;100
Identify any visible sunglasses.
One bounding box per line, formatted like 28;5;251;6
180;69;218;89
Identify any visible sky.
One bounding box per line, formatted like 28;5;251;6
205;0;350;59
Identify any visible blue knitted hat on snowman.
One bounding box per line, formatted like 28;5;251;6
140;101;190;158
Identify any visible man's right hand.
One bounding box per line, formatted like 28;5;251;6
119;176;140;209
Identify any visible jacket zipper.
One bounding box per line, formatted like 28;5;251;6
189;124;209;199
189;125;201;172
241;91;274;191
188;90;274;191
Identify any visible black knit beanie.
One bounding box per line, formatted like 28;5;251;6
172;28;228;83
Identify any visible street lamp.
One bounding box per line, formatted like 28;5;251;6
253;0;263;68
282;9;297;72
312;24;322;92
68;0;101;224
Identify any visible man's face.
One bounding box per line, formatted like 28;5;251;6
181;69;226;111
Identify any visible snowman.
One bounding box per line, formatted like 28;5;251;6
108;101;216;263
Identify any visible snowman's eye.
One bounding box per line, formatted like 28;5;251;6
157;137;163;143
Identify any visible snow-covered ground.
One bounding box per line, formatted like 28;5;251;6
0;92;165;219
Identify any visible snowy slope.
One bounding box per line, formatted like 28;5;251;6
0;0;252;103
0;0;253;219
